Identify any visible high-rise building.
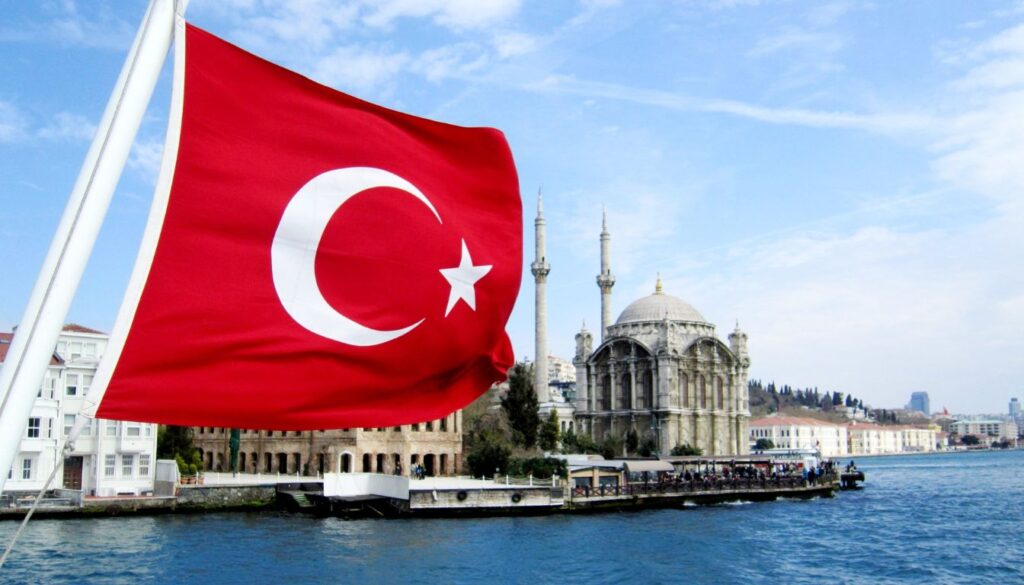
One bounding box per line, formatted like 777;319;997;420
907;392;930;415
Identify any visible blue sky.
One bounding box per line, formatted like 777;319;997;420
2;0;1024;414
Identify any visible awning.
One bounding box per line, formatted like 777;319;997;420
623;460;674;473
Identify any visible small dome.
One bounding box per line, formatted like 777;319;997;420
616;292;706;325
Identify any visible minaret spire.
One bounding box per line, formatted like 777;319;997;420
596;206;615;341
531;189;551;403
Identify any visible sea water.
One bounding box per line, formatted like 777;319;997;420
1;449;1022;584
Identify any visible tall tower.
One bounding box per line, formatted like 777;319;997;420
596;208;615;341
530;191;551;403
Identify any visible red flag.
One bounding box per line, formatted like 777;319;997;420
90;21;521;429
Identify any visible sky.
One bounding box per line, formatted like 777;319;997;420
2;0;1023;414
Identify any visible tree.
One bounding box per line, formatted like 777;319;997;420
539;410;560;452
501;363;541;448
961;434;981;446
755;438;775;451
562;430;600;454
599;436;624;460
465;430;511;477
670;443;703;456
638;435;658;457
155;428;197;465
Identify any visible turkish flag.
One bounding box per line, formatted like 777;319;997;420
90;20;521;429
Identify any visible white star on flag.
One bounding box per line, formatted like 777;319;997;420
440;239;492;317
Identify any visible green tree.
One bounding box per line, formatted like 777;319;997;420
501;363;541;448
961;434;981;446
158;425;201;473
670;443;703;456
562;430;600;454
755;438;775;451
599;435;624;460
638;435;658;457
465;430;511;477
538;410;560;452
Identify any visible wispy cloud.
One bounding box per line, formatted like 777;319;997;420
37;112;95;142
528;75;934;133
0;101;29;143
0;1;134;50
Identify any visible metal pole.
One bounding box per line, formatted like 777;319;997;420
0;0;178;497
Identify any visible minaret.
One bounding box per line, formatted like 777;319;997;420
596;208;615;341
530;190;551;403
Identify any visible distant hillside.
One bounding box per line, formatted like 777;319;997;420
748;379;870;421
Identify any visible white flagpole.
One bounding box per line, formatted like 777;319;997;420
0;0;179;497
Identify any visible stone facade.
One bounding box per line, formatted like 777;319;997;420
573;282;751;457
193;411;463;478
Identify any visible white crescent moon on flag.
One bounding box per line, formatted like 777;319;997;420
271;167;442;347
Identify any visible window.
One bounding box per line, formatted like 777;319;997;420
66;373;79;396
84;342;97;358
69;341;83;360
106;420;118;437
26;417;40;438
122;454;134;477
139;454;151;477
144;424;153;437
82;374;93;395
22;458;32;480
64;414;75;436
105;454;116;477
125;423;142;437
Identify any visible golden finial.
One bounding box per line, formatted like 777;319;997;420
655;272;663;294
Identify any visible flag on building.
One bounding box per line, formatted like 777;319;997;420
85;19;521;429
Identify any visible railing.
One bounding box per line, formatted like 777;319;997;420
571;473;837;499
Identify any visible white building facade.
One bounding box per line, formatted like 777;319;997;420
749;416;849;458
949;420;1018;441
2;325;159;497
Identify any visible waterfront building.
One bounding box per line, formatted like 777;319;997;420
1011;398;1022;428
846;423;904;455
906;392;930;415
897;426;938;452
948;419;1019;442
192;413;463;477
749;416;848;458
570;215;750;457
1;325;158;496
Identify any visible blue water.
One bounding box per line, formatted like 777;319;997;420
2;450;1023;584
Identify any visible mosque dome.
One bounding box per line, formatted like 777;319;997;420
615;278;707;325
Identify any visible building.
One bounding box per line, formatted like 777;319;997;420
547;355;576;384
568;217;750;457
749;416;849;458
1011;398;1022;428
899;426;939;452
2;325;158;496
846;423;904;455
949;420;1019;442
906;392;930;415
192;411;463;477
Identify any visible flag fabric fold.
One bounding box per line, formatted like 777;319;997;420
87;17;521;429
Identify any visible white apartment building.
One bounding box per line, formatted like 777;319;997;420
847;423;905;455
949;420;1019;441
2;325;158;497
547;355;576;384
749;416;849;458
899;426;938;452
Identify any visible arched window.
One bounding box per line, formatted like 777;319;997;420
264;452;272;473
716;377;724;410
680;372;689;408
376;453;385;473
698;375;707;409
600;374;612;410
340;452;353;473
642;370;654;410
362;453;371;473
619;373;632;410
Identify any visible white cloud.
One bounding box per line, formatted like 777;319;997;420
0;1;135;50
37;111;95;142
127;137;164;181
313;46;411;92
529;75;934;133
361;0;522;30
0;101;29;143
491;31;538;58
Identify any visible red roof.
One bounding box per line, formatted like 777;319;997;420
63;323;106;334
0;331;65;366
